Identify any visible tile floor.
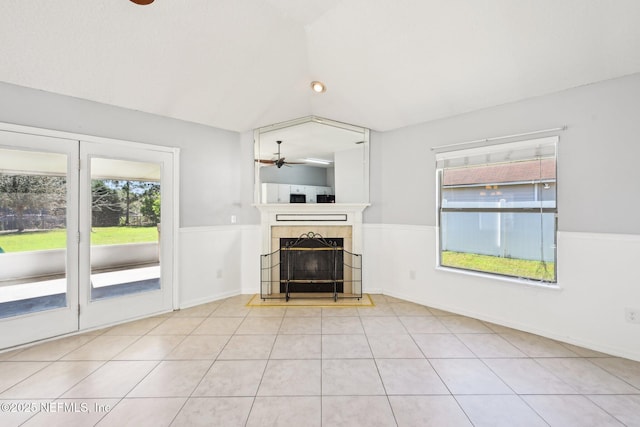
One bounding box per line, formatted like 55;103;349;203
0;294;639;426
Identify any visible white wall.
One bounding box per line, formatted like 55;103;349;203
334;146;366;203
364;225;640;360
364;73;640;361
366;73;640;232
178;225;260;308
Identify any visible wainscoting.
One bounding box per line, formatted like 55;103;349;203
178;225;260;308
363;224;640;362
178;224;640;361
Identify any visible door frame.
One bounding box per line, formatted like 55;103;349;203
0;122;180;349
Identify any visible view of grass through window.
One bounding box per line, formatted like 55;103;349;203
1;175;160;253
442;251;555;282
0;227;158;253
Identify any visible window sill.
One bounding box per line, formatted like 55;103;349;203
435;266;562;291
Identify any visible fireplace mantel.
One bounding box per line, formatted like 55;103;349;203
254;203;369;256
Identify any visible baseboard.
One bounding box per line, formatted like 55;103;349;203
179;289;241;309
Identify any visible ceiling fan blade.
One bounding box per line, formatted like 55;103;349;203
261;140;306;168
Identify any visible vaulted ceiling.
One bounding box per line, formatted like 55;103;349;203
1;0;639;133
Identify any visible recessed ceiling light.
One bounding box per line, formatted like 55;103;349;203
310;81;326;93
130;0;154;5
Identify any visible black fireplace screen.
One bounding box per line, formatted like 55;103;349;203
279;236;344;293
260;232;362;301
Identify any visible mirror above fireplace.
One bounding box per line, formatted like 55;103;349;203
254;116;370;204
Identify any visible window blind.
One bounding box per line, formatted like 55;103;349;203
435;136;558;170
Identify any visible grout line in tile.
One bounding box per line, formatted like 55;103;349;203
2;294;640;426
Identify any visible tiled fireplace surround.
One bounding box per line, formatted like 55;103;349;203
257;204;368;296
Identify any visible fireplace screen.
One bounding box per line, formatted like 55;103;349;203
260;232;362;301
280;237;344;294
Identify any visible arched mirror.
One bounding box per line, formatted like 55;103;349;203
254;116;370;204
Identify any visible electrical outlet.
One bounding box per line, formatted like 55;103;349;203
216;269;223;279
409;270;416;280
625;308;640;324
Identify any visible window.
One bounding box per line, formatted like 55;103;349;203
436;136;557;283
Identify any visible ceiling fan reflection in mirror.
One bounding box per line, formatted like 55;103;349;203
255;140;303;169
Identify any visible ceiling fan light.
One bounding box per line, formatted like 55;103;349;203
310;81;326;93
130;0;155;5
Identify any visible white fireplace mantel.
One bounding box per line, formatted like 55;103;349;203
254;203;369;255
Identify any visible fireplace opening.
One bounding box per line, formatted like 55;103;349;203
280;236;344;293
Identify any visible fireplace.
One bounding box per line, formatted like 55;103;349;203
279;236;344;293
256;204;367;301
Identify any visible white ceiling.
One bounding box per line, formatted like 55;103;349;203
1;0;640;133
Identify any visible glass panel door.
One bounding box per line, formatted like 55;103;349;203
0;130;79;349
79;142;174;330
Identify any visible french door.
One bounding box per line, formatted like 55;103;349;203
78;141;174;330
0;126;175;349
0;130;79;349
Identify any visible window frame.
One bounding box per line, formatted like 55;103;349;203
435;137;558;285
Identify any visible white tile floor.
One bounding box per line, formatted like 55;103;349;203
0;294;639;426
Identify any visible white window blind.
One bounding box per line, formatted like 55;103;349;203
435;136;558;169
